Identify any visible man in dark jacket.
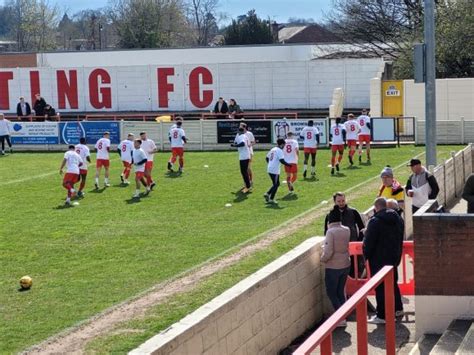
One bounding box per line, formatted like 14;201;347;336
462;173;474;213
33;94;47;119
363;197;404;324
16;97;31;119
324;192;365;277
213;97;229;119
405;159;440;213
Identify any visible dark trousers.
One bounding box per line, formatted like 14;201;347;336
325;267;350;311
0;135;12;150
412;205;420;214
239;159;251;188
371;263;403;319
267;173;280;199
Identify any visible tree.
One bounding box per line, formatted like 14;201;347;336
287;17;316;25
224;10;274;45
326;0;473;79
108;0;189;49
5;0;59;51
187;0;219;46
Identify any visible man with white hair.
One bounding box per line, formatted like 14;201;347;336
0;113;13;155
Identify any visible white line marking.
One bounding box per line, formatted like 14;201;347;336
0;158;120;186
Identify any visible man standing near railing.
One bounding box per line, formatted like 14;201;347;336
462;173;474;213
363;197;404;324
405;159;440;214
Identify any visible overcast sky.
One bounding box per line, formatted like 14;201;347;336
0;0;333;24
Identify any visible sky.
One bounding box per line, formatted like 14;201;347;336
0;0;334;24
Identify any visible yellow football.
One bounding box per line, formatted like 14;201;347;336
20;276;32;290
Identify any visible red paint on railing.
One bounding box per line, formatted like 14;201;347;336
293;266;396;355
346;241;414;297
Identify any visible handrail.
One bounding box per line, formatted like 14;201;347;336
293;265;396;355
5;115;61;122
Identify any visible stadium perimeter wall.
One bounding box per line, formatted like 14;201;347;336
130;145;472;355
130;237;328;355
0;58;383;113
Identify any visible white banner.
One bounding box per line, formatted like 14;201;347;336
272;119;328;145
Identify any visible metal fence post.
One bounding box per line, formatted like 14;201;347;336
200;119;204;151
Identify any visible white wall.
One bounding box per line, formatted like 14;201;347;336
36;44;374;68
0;59;383;112
404;78;474;120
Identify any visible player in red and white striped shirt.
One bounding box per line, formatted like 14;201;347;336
75;137;91;197
330;117;346;175
283;132;299;193
343;113;361;166
118;133;134;185
59;145;83;205
168;121;187;174
299;120;320;178
94;132;111;189
140;132;157;190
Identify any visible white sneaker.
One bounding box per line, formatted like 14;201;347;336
124;180;130;185
133;193;140;198
104;182;111;187
368;315;385;324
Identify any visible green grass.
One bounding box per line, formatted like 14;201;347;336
0;146;462;353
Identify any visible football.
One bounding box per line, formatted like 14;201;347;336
20;276;32;290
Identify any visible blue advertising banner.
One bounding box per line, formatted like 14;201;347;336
59;121;120;144
10;122;59;144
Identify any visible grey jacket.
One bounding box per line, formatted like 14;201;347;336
321;222;351;269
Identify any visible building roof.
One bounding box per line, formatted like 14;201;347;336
278;24;341;44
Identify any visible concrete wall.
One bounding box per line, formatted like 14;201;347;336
415;119;474;145
130;237;327;355
404;79;474;121
0;58;384;113
413;144;474;337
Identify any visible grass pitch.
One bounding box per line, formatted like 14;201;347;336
0;146;459;352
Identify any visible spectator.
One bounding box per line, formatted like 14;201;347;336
0;113;13;155
44;104;57;120
387;198;404;218
462;173;474;213
324;192;365;277
321;208;351;327
378;166;405;210
16;97;31;120
213;97;228;119
405;159;440;213
33;94;47;118
228;99;243;119
363;197;404;324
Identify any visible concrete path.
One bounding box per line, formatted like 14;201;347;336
311;296;416;354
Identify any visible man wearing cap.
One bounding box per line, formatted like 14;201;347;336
378;166;405;210
405;159;440;213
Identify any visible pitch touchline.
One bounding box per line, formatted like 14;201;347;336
0;158;120;187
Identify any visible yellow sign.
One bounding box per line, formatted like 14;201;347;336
382;80;403;116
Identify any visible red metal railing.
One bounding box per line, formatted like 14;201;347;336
7;115;62;122
346;241;415;297
293;266;396;355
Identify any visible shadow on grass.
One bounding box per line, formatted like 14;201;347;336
232;190;251;203
165;171;183;179
331;173;347;178
265;203;284;210
303;176;319;182
346;165;361;170
89;187;107;193
282;193;298;201
125;197;141;204
53;203;75;210
112;183;130;188
359;161;372;166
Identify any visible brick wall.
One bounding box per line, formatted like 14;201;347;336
130;237;327;355
414;213;474;296
0;53;36;68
